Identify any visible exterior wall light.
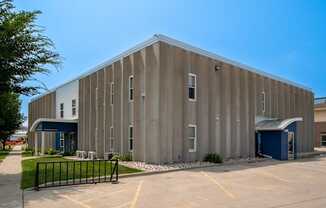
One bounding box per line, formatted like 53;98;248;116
215;64;222;72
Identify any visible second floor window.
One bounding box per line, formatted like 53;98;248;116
111;82;114;105
129;75;134;102
261;91;265;113
188;73;196;101
60;103;64;118
72;99;76;116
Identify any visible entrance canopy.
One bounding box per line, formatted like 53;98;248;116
30;118;78;133
255;117;303;131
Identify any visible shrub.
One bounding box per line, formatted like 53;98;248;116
47;148;57;155
22;150;34;157
23;147;33;152
203;153;223;163
111;153;132;161
111;153;120;161
121;153;132;161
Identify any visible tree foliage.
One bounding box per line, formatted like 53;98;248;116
0;0;61;96
0;92;22;149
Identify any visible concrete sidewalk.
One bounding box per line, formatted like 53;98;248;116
0;145;22;208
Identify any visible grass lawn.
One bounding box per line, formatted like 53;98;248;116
21;157;142;189
22;150;33;157
0;150;10;162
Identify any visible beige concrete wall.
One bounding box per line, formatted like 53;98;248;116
77;40;314;163
27;92;56;150
158;41;314;162
78;43;161;162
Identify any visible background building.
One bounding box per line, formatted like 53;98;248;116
28;34;314;163
314;97;326;147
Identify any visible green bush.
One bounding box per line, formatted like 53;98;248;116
203;153;223;163
111;153;132;161
22;150;34;157
23;147;33;152
111;153;120;161
47;148;57;155
121;153;132;161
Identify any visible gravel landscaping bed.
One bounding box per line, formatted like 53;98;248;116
120;157;268;172
119;161;214;172
65;155;269;172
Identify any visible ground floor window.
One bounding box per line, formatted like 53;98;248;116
188;124;197;152
60;133;64;152
129;125;133;151
110;126;114;152
321;133;326;146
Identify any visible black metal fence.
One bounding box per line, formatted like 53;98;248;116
34;159;119;190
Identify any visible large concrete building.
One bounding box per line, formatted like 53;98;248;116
314;97;326;147
28;34;314;163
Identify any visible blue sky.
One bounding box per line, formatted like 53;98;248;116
15;0;326;119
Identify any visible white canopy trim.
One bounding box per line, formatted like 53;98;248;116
256;117;303;131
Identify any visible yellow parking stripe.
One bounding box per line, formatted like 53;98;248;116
58;194;92;208
258;170;291;183
201;171;235;199
130;180;144;208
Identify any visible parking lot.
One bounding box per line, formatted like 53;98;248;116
24;156;326;208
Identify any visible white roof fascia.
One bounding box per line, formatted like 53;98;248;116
31;34;311;102
156;34;311;92
30;35;160;102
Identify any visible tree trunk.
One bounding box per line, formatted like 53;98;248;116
1;141;5;150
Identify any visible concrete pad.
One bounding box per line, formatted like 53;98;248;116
24;156;326;208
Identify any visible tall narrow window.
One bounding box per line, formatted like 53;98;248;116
60;103;64;118
72;99;76;116
129;125;134;151
188;124;197;152
188;73;196;101
261;91;266;113
60;133;64;152
110;126;114;152
110;82;114;105
129;75;134;102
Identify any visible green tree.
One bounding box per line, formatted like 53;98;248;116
0;0;61;96
0;92;22;150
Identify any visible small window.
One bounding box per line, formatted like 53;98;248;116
129;125;134;151
72;99;76;116
110;126;114;151
321;134;326;146
60;133;64;152
60;103;64;118
110;82;114;105
261;91;265;113
188;125;197;152
188;73;196;101
129;75;134;102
